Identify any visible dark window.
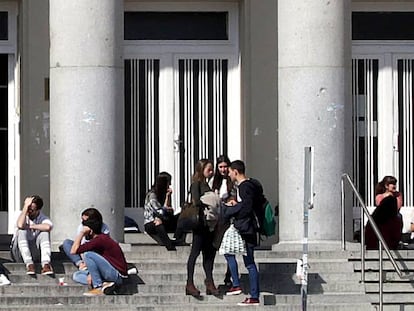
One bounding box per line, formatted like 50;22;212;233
0;12;7;40
125;12;228;40
353;12;414;40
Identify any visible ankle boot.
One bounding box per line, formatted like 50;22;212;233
185;281;201;297
205;279;219;295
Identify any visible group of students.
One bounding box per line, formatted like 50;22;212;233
1;156;265;306
3;195;128;296
143;156;264;306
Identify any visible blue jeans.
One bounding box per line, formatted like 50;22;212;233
243;243;260;299
73;269;89;285
81;251;122;288
224;254;240;287
62;239;83;267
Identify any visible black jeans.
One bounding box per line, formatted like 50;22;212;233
187;227;216;283
144;222;175;250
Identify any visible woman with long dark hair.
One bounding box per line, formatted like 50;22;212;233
185;159;219;297
210;155;234;287
365;175;403;250
144;172;176;251
211;155;234;200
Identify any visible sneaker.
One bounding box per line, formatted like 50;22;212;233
26;264;35;275
83;288;103;296
41;263;54;275
237;298;260;306
0;274;11;286
102;281;116;295
78;262;88;271
226;286;242;296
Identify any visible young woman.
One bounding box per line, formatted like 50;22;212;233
144;172;176;251
365;176;403;250
211;155;234;200
375;175;403;209
185;159;219;297
210;155;234;287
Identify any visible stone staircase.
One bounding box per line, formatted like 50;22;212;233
0;234;385;310
349;248;414;310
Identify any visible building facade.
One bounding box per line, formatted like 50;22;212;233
1;0;413;246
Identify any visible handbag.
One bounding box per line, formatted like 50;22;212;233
219;224;246;255
176;194;200;233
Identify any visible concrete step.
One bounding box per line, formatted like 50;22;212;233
363;272;414;281
365;282;414;293
354;260;414;271
367;292;414;304
349;249;414;260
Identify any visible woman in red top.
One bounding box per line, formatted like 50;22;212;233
375;175;403;209
366;176;403;249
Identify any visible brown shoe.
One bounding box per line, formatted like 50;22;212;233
41;263;54;275
185;281;201;297
26;264;35;275
205;279;219;295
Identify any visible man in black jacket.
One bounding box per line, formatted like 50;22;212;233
223;160;261;306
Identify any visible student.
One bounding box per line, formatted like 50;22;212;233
144;172;176;251
70;217;128;296
14;195;53;275
210;155;234;287
223;160;262;306
185;159;219;297
61;208;110;271
365;176;403;250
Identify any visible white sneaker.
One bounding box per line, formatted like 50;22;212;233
0;274;11;286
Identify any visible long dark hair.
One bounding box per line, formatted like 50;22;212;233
375;175;397;196
212;155;233;193
192;159;213;183
151;172;172;205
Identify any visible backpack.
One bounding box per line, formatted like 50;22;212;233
247;179;276;237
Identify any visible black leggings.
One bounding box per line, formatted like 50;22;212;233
187;228;217;283
144;222;175;250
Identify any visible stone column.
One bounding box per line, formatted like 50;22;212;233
49;0;124;244
278;1;352;243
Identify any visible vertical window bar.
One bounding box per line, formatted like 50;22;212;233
402;59;413;206
352;59;359;207
133;59;138;207
367;59;375;206
409;59;412;207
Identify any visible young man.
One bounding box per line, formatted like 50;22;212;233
61;208;111;271
15;195;53;275
223;160;262;306
70;217;128;296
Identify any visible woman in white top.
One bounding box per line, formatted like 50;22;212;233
210;155;235;287
210;155;234;200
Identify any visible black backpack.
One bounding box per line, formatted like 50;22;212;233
246;179;275;237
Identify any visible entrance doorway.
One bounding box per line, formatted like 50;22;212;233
124;2;240;210
352;45;414;231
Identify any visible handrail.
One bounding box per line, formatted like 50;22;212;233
341;173;403;311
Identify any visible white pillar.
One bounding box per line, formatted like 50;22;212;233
49;0;124;244
278;1;352;242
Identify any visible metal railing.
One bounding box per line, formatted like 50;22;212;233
340;173;403;311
